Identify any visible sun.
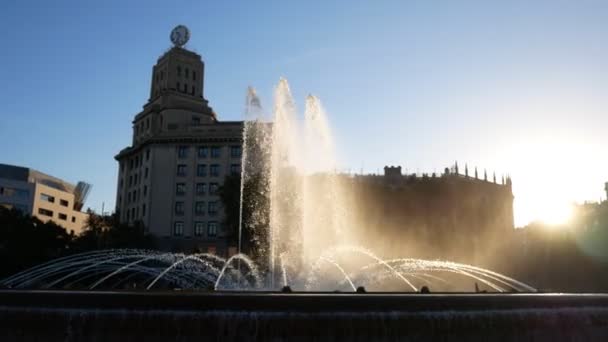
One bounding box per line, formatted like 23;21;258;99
535;201;573;226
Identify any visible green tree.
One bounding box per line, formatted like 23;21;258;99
218;173;270;266
0;207;73;278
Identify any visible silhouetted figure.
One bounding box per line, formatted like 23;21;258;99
356;286;366;293
420;286;430;294
281;286;292;293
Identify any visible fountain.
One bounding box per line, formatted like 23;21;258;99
3;79;608;341
0;79;534;293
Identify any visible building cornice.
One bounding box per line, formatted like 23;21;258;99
114;134;244;161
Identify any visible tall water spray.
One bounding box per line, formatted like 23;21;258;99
240;78;350;286
240;87;272;271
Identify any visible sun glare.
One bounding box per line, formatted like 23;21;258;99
536;202;573;226
502;137;603;228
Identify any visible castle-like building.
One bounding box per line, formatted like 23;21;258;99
114;26;243;254
349;164;514;266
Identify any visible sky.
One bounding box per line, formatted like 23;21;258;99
1;0;608;227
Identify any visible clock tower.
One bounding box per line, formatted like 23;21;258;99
115;26;244;255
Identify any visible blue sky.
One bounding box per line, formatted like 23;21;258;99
1;0;608;226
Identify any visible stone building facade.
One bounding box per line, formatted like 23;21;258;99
114;36;243;254
348;165;514;266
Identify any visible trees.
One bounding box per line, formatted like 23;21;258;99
0;207;72;278
0;207;157;279
218;173;270;265
72;210;157;251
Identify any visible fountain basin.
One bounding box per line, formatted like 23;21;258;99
1;290;607;341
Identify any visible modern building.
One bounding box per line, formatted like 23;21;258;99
114;26;243;254
0;164;90;234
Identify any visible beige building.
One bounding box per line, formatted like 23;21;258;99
0;164;90;234
114;29;243;254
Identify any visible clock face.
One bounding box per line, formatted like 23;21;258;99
170;25;190;47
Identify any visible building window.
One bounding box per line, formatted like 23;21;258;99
198;146;208;158
177;164;187;176
207;222;218;237
173;222;184;236
177;146;189;158
193;71;196;80
195;201;205;215
0;187;26;198
191;86;195;95
176;82;180;91
142;204;146;217
230;164;241;176
176;183;186;196
58;213;67;220
194;222;204;236
209;183;219;195
175;202;184;215
160;70;164;80
210;164;220;177
71;216;76;223
230;146;242;158
60;199;69;207
177;66;182;76
145;167;149;178
183;83;188;92
146;149;150;161
197;164;207;177
143;185;148;196
134;174;138;184
196;183;206;195
192;116;200;125
40;193;55;203
185;68;189;78
208;201;218;216
127;192;131;203
211;146;221;158
38;208;53;217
